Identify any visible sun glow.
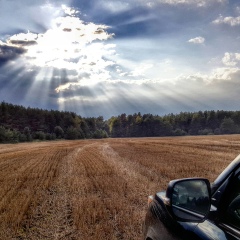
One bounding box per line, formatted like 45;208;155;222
23;15;114;71
0;4;119;113
3;2;115;83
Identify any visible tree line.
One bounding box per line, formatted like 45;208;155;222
0;102;109;143
0;101;240;143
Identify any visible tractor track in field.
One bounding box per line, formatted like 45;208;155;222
17;147;83;240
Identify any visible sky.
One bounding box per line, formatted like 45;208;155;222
0;0;240;119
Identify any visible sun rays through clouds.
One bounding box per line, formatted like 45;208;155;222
1;0;240;117
0;3;122;114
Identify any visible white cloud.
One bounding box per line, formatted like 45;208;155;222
181;67;240;85
61;5;79;16
222;52;240;66
210;67;240;81
100;1;131;13
188;36;205;44
212;15;240;26
129;63;153;77
0;7;119;98
3;14;115;71
55;63;240;117
8;31;38;46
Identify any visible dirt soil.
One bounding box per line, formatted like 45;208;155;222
0;135;240;239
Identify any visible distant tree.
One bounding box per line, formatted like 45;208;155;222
232;111;240;126
0;126;19;143
198;128;213;135
11;129;19;143
93;129;109;139
85;117;97;133
220;117;236;134
128;113;143;137
109;117;121;137
79;120;89;138
45;133;51;140
214;128;221;135
173;128;187;136
78;128;85;139
34;131;46;140
23;127;32;141
65;126;79;140
142;116;153;137
0;126;6;143
63;114;76;129
189;112;205;135
45;111;57;132
0;101;8;123
217;110;232;123
54;126;64;139
175;112;192;132
96;116;105;129
19;133;27;142
45;133;56;140
206;111;219;130
157;118;173;136
4;129;14;142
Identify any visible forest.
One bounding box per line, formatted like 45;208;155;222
0;101;240;143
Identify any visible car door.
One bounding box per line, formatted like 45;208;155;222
216;173;240;239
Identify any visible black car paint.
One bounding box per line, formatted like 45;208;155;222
143;155;240;240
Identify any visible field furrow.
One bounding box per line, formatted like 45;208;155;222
0;135;240;239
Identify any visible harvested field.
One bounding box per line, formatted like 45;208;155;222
0;135;240;239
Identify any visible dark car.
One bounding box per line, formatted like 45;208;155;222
143;154;240;240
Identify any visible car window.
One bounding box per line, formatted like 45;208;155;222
223;174;240;229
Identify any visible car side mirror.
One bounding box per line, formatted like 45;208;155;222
165;178;211;222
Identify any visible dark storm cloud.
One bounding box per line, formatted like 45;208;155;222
94;29;105;34
63;28;72;32
0;44;26;66
8;39;37;46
